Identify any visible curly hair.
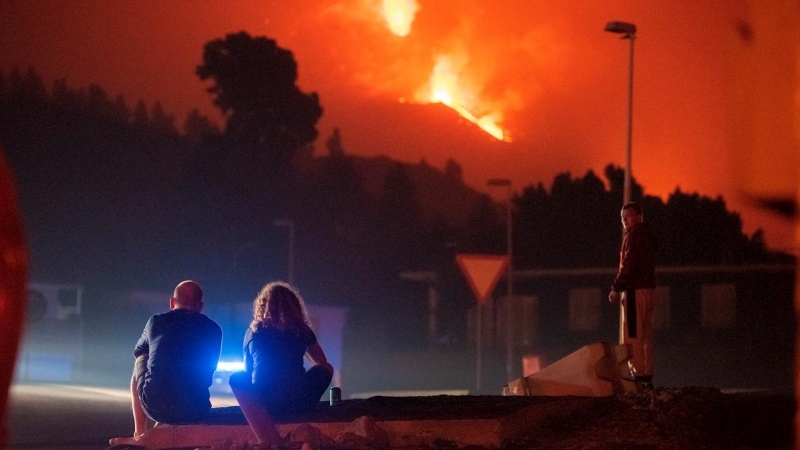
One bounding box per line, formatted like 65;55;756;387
250;281;311;334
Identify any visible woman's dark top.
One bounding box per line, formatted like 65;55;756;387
243;324;316;402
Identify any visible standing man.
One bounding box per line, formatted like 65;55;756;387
125;280;222;440
608;202;657;387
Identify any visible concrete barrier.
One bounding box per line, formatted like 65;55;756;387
503;342;638;397
109;395;603;448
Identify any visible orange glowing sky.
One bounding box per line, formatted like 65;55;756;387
0;1;796;251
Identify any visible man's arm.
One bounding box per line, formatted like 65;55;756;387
211;325;223;368
609;233;634;302
611;233;636;293
133;317;153;358
131;354;149;438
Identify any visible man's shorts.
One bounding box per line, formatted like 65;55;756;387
134;355;209;424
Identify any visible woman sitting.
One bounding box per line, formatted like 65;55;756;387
230;281;333;433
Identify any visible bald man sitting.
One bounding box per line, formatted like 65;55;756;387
124;280;223;440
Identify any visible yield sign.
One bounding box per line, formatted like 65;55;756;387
456;254;508;304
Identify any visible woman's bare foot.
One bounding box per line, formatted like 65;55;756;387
108;434;144;446
108;428;150;446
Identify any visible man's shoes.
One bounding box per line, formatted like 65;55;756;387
635;375;654;390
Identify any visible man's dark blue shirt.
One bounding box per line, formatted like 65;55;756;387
134;309;222;423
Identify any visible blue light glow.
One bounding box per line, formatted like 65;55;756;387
215;360;245;373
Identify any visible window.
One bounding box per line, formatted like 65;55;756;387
701;283;736;328
652;286;671;330
568;288;601;331
57;288;81;318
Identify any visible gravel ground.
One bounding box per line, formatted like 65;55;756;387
203;387;794;450
507;387;794;450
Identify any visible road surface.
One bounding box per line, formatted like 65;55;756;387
8;383;237;449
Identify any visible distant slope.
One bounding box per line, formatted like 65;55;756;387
302;153;491;230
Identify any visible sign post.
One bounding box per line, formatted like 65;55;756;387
456;254;508;392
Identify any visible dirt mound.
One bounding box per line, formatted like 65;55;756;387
508;387;794;450
207;387;794;449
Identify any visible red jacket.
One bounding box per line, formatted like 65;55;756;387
612;222;657;292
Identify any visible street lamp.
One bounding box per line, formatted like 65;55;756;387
272;218;295;285
604;21;636;205
605;21;637;345
487;178;515;381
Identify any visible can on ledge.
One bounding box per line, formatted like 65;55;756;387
329;387;342;406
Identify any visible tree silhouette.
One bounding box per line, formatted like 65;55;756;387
651;189;768;265
603;164;644;205
183;108;220;143
373;162;428;290
196;31;323;167
9;67;47;103
291;129;379;304
513;166;785;269
515;171;619;269
132;100;149;128
150;102;177;135
326;128;344;158
444;158;462;182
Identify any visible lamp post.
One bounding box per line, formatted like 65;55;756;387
272;218;295;285
604;21;636;205
605;21;637;345
488;178;514;381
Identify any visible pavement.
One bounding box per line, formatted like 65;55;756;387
7;383;236;449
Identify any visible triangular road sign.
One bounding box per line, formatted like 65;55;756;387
456;254;508;304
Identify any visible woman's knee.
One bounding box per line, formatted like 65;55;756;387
311;363;333;377
306;365;333;390
228;370;251;390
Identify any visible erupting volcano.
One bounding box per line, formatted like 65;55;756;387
381;0;511;142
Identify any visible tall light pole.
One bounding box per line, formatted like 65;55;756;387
272;218;295;285
605;21;637;345
488;178;514;381
604;21;636;205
